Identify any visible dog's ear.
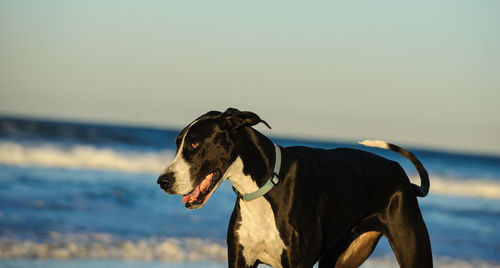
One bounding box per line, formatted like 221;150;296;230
221;108;271;131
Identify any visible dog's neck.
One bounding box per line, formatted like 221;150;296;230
226;127;276;196
225;128;286;267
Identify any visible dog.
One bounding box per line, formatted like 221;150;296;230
157;108;432;268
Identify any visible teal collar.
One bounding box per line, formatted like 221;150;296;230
233;143;282;202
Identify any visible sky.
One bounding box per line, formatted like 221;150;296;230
0;1;499;155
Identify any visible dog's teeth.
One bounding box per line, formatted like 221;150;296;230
201;173;214;192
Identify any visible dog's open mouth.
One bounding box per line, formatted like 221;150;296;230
182;171;221;209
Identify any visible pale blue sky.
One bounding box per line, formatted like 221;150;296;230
1;1;499;155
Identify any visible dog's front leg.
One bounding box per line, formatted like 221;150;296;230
227;238;257;268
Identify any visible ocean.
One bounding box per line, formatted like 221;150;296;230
0;116;499;268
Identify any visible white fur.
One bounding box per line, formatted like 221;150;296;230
164;120;198;194
358;140;389;149
225;157;286;268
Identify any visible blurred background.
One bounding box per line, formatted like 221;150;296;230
1;1;499;267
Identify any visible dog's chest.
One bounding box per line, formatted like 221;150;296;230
236;198;286;268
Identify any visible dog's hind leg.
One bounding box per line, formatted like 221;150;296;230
336;231;382;268
382;191;433;268
318;229;382;268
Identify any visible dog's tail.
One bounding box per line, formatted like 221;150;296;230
359;140;429;197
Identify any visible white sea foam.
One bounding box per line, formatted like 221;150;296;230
409;176;500;199
0;233;498;268
0;232;226;262
0;141;173;173
360;255;500;268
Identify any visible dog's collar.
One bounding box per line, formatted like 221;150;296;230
232;143;282;202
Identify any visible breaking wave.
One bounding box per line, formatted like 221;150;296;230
1;141;499;199
421;176;500;199
0;141;173;173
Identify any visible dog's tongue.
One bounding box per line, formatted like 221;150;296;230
182;186;200;204
182;173;213;204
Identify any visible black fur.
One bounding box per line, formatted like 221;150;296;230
158;108;433;267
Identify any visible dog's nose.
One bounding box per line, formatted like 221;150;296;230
157;171;175;189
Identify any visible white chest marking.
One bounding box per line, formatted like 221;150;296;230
226;157;286;268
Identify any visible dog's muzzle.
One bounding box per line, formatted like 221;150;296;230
157;171;175;192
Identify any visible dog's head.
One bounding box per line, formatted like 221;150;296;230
157;108;271;209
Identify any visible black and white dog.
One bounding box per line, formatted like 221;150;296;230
157;108;432;268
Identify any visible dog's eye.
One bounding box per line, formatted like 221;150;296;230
191;142;200;149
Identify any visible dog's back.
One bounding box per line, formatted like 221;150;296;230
284;146;413;196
